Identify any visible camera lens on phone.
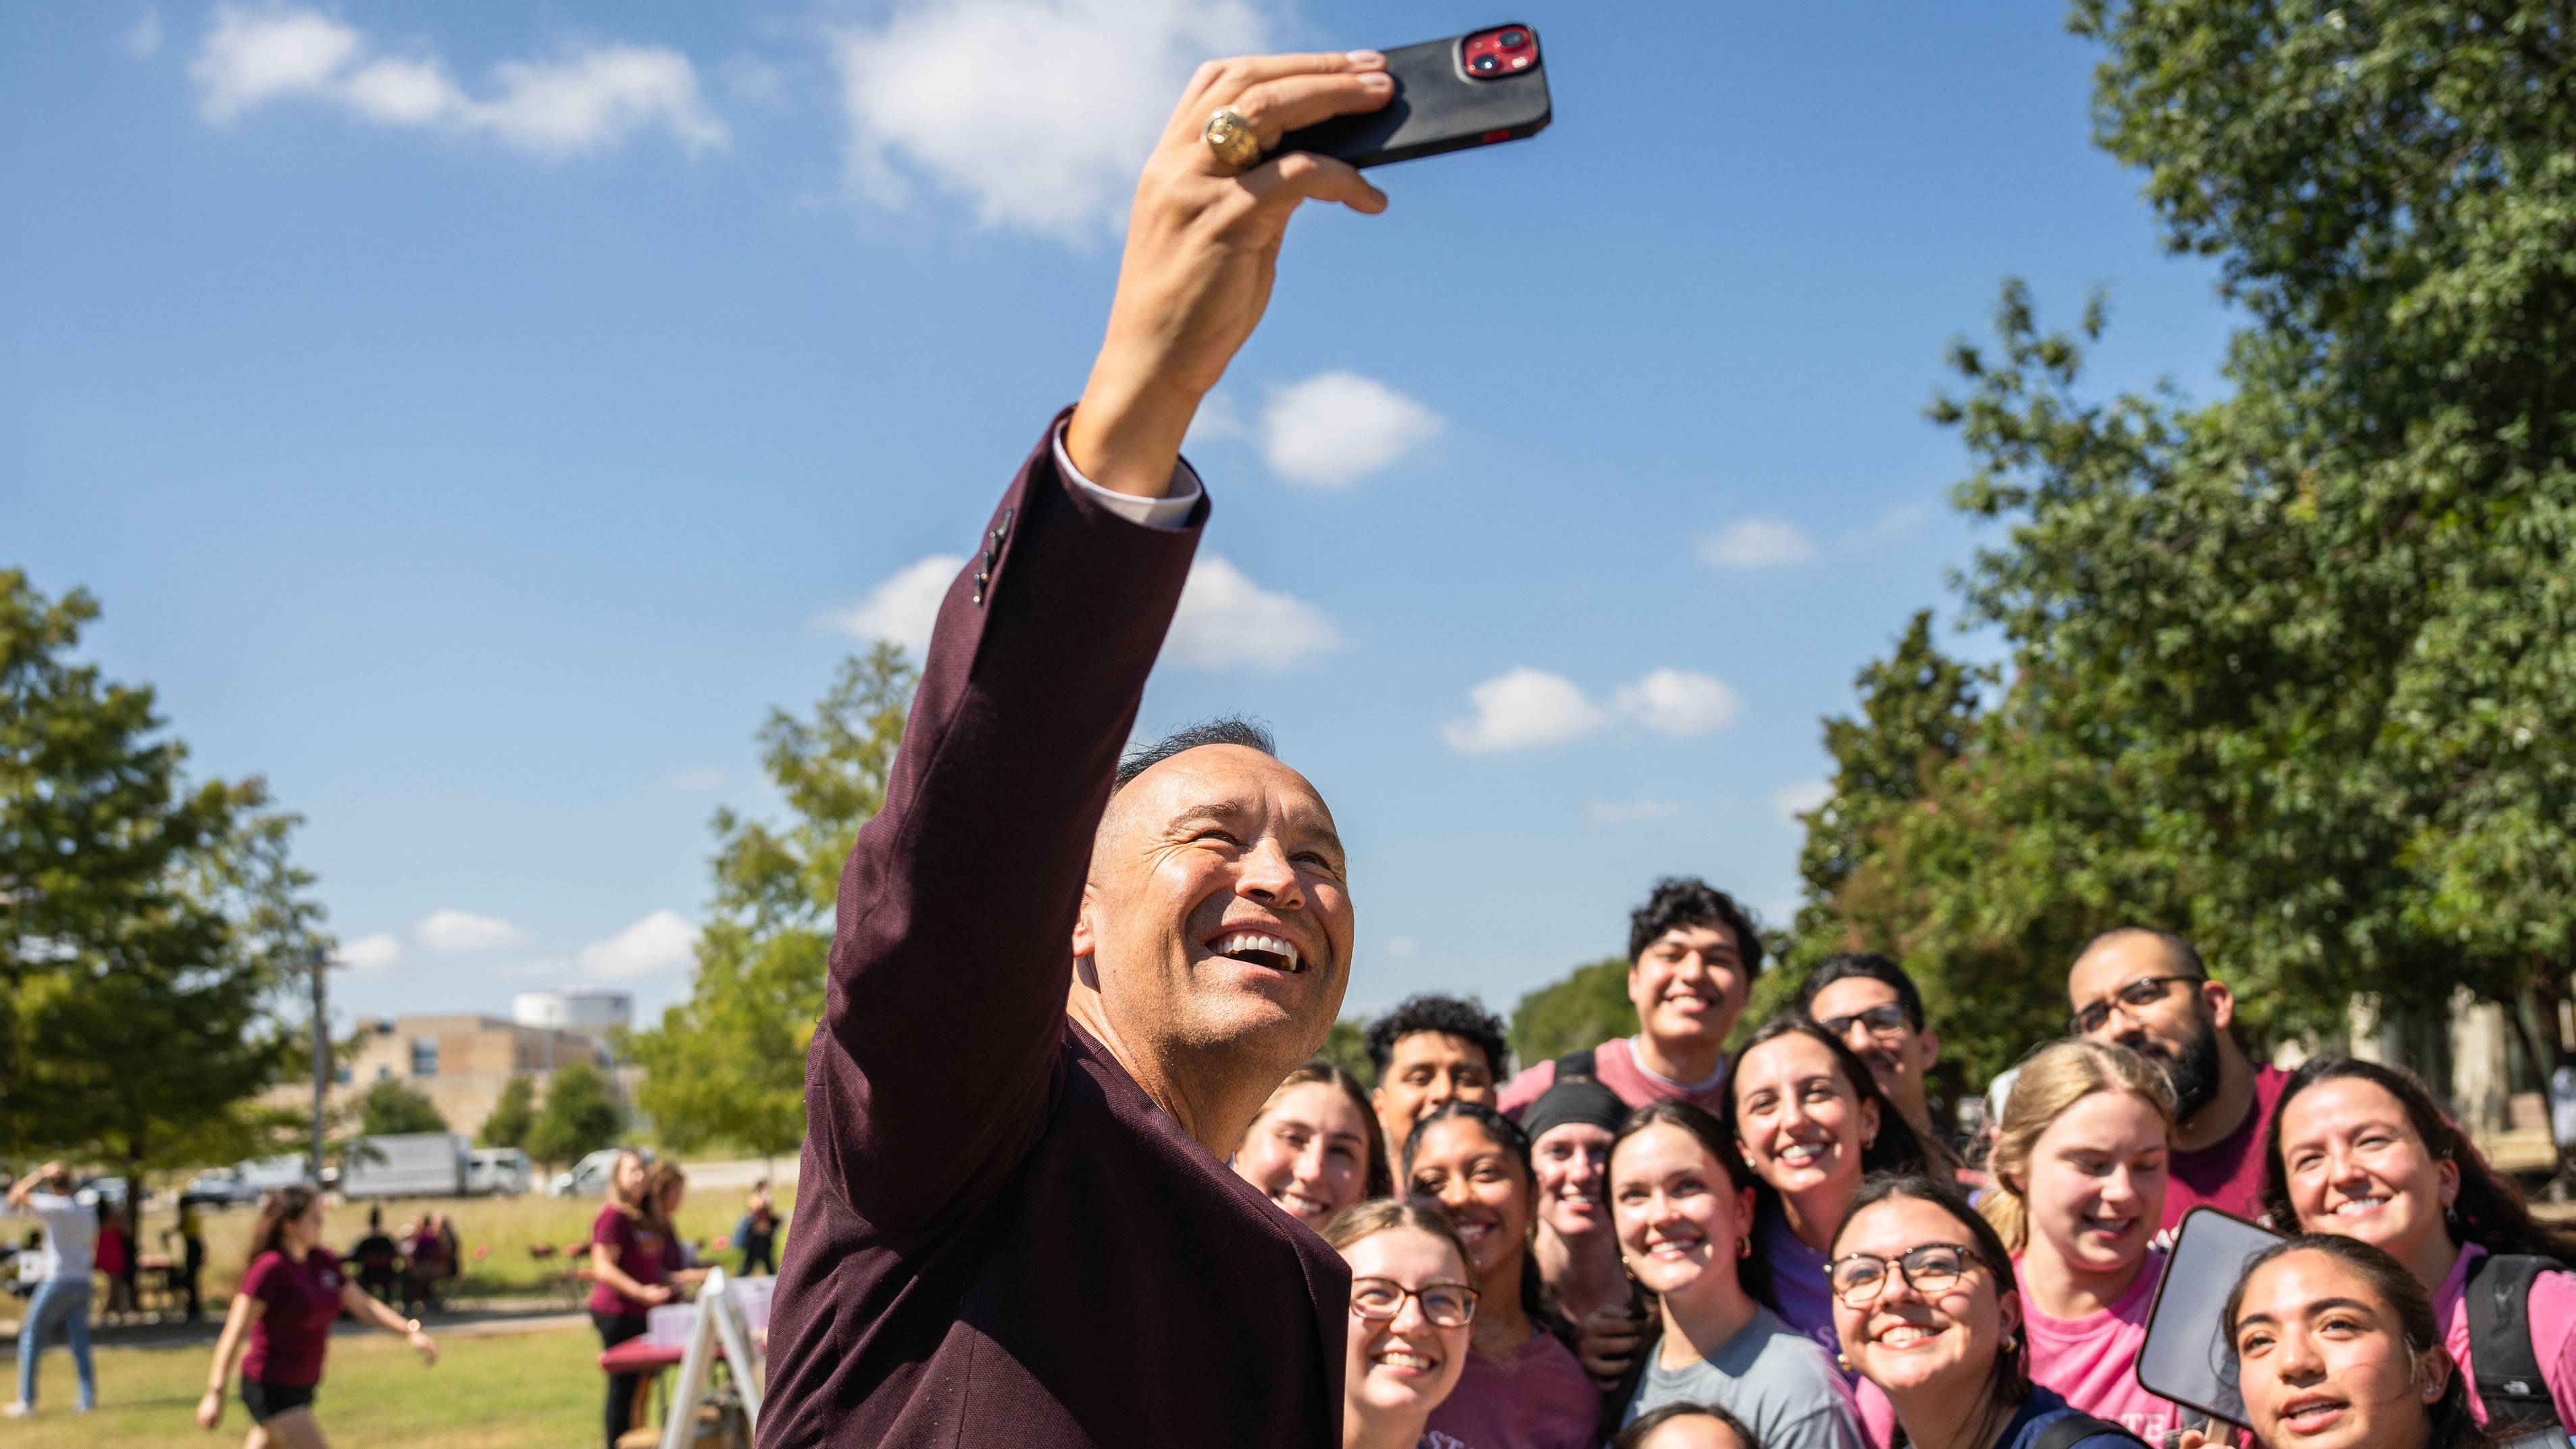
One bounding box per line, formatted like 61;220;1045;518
1499;28;1528;47
1470;53;1500;73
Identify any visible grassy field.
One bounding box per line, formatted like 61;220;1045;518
61;1184;800;1311
9;1319;610;1448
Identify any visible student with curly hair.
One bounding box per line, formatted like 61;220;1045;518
1366;995;1509;1183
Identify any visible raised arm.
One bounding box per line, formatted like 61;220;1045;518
804;50;1394;1233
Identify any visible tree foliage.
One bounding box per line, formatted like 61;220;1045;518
627;644;915;1157
481;1075;534;1150
526;1061;624;1169
357;1077;448;1137
1792;0;2576;1087
1509;959;1632;1071
2;570;324;1173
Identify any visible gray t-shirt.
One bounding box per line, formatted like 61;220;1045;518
1623;1304;1867;1449
24;1192;97;1280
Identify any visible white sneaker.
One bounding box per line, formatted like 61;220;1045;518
3;1401;32;1418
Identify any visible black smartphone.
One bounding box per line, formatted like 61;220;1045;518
2136;1207;2283;1430
1277;24;1551;169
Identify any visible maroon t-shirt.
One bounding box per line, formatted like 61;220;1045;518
2159;1063;2292;1231
587;1206;670;1317
755;420;1348;1448
242;1246;345;1387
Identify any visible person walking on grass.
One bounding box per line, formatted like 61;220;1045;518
197;1184;438;1448
6;1162;97;1419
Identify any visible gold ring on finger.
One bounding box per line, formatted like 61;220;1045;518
1203;105;1263;170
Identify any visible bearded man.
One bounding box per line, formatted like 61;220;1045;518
756;48;1396;1449
2068;926;2288;1229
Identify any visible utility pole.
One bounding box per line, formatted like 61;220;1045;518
309;950;330;1186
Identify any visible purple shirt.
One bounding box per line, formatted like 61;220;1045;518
2160;1063;2290;1231
755;417;1348;1448
242;1247;344;1387
1422;1332;1601;1449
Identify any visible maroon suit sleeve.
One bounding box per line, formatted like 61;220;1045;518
803;410;1205;1234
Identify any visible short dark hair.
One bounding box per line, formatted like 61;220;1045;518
1365;994;1510;1083
1627;877;1764;976
1113;716;1277;791
2080;926;2207;980
1796;951;1925;1031
1613;1402;1759;1449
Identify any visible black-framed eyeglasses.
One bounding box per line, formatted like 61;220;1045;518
1349;1277;1479;1328
2069;974;2196;1036
1817;1002;1911;1040
1827;1242;1988;1307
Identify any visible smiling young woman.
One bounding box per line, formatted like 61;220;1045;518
1403;1101;1602;1449
1323;1201;1479;1449
1609;1100;1866;1449
1828;1175;2143;1449
1975;1042;2183;1444
1721;1017;1931;1364
2221;1234;2483;1449
1233;1061;1390;1229
2260;1058;2576;1436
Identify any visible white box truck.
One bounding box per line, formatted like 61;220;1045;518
467;1148;530;1196
339;1133;469;1198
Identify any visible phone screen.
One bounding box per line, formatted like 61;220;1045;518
2136;1208;2283;1428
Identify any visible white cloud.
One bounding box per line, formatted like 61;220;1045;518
664;767;725;791
1382;937;1418;958
830;554;963;653
831;0;1267;240
1261;372;1444;488
1844;501;1933;546
188;6;724;158
578;909;701;981
416;909;530;954
1184;390;1246;449
1590;798;1683;824
1771;779;1834;824
124;7;163;58
332;932;403;970
1442;669;1607;754
1165;555;1338;670
1698;519;1817;569
1615;668;1744;737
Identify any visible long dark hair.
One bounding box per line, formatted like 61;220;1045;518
2258;1057;2576;1260
1832;1173;2030;1442
1403;1100;1571;1350
2223;1234;2483;1449
1609;1098;1776;1312
1721;1016;1930;1248
248;1184;322;1269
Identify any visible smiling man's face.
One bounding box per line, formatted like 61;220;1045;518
1074;743;1355;1075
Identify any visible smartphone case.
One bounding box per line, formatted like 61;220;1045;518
2136;1206;2283;1429
1276;26;1551;169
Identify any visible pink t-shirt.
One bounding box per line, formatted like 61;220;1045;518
2018;1251;2182;1444
2159;1065;2290;1231
2436;1242;2576;1430
1421;1331;1600;1449
1498;1036;1727;1118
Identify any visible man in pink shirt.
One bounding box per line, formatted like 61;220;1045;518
1498;878;1761;1116
2067;927;2288;1229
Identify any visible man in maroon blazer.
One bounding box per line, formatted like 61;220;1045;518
755;49;1401;1449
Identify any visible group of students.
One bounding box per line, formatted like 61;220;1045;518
348;1206;461;1315
1228;877;2576;1449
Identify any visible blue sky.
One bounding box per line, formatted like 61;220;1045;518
6;1;2236;1036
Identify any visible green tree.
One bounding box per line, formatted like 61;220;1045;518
2;571;320;1183
481;1075;535;1150
527;1061;624;1169
1314;1017;1371;1082
1509;959;1632;1071
357;1078;448;1136
627;645;914;1161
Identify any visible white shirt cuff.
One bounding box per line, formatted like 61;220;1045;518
1053;422;1203;530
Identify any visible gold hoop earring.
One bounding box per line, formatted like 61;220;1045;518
1738;1236;1752;1260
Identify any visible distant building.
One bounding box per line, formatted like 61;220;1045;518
266;1012;613;1143
513;989;632;1040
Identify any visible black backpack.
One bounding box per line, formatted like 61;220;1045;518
2464;1252;2571;1449
1557;1048;1598;1082
2027;1413;2152;1449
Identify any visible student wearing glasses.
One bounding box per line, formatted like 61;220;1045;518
2066;928;2286;1229
1827;1174;2146;1449
1797;955;1955;1177
1323;1201;1478;1449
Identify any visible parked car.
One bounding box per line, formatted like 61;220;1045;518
549;1148;635;1198
184;1169;264;1207
467;1148;530;1196
340;1133;470;1199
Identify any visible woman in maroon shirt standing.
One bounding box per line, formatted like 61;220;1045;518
591;1150;680;1449
195;1184;438;1446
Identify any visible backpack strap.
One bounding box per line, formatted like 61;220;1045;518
2465;1251;2568;1449
1555;1047;1598;1083
2028;1412;2149;1449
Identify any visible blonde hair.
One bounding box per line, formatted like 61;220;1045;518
1979;1039;2175;1252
